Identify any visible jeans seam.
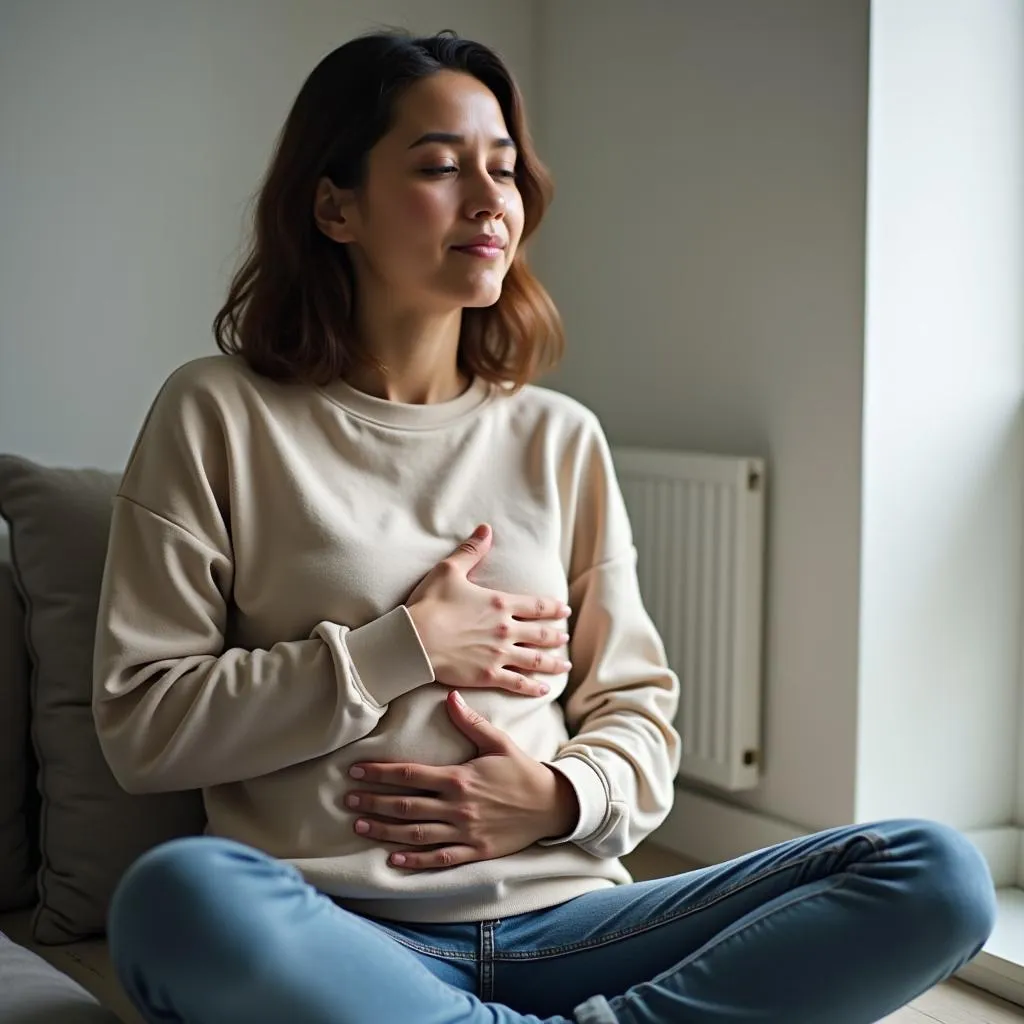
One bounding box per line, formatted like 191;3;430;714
861;830;892;859
498;837;883;961
373;933;478;960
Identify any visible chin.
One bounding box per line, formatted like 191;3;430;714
463;288;503;308
435;281;503;309
425;266;506;309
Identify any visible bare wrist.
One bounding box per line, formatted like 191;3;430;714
541;765;579;839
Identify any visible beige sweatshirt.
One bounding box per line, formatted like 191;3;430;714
93;355;681;923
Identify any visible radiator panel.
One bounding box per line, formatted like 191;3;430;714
612;449;766;791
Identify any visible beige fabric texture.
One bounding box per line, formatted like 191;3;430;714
93;355;680;924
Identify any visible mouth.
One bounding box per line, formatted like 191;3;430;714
451;234;507;260
451;244;505;260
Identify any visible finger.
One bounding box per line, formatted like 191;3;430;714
345;792;451;821
354;819;460;846
440;524;493;576
445;690;512;753
349;762;452;792
514;622;571;649
509;593;572;622
471;668;550;697
390;846;479;870
506;647;572;677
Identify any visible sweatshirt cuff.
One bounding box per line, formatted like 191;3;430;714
342;606;435;706
537;755;610;846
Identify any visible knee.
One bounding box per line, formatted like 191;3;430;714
895;820;997;958
110;836;250;934
109;836;282;977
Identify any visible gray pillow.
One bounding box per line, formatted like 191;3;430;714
0;455;206;944
0;930;123;1023
0;554;37;911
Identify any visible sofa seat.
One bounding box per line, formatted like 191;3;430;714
0;910;143;1024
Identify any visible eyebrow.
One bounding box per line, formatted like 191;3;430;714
407;132;517;151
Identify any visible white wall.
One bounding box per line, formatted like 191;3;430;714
532;0;871;830
857;0;1024;828
0;0;539;470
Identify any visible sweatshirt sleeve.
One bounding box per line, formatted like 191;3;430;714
92;366;434;795
539;417;681;858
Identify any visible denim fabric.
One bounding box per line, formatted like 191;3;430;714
108;819;996;1023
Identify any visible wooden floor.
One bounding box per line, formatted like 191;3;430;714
621;843;1024;1024
883;981;1024;1023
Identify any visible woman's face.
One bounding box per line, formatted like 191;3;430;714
321;70;525;311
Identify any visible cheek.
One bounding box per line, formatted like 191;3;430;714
399;188;450;234
365;187;448;264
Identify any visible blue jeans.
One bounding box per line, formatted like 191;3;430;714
108;819;996;1023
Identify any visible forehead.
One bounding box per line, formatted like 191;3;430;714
387;70;510;140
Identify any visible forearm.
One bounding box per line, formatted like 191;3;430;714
95;630;375;793
549;703;680;857
550;538;682;857
93;499;434;793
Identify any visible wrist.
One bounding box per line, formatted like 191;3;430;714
405;601;442;679
540;764;579;840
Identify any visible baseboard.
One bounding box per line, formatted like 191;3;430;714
652;786;1018;885
959;888;1024;1007
651;786;805;866
959;950;1024;1008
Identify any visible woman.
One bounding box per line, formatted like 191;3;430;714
93;29;995;1024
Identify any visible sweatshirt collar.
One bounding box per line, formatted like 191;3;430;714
319;375;493;430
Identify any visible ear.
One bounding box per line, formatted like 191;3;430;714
313;177;358;244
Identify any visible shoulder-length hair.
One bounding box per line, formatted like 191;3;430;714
214;30;563;390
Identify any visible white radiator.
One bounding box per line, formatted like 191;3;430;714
611;448;766;791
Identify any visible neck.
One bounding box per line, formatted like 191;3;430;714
344;289;467;405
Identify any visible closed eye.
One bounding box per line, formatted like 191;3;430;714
420;166;517;180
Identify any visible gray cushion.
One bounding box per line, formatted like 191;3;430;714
0;930;122;1022
0;555;37;911
0;456;206;943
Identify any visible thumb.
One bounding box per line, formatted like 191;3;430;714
444;524;492;576
446;691;509;754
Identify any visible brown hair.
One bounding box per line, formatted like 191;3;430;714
214;30;564;390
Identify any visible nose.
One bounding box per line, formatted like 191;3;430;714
464;170;506;222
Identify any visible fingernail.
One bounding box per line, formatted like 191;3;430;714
559;632;570;642
538;683;550;695
346;795;360;808
452;690;466;707
392;853;407;866
349;766;365;779
563;660;572;670
473;524;488;539
355;820;370;834
561;605;572;616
